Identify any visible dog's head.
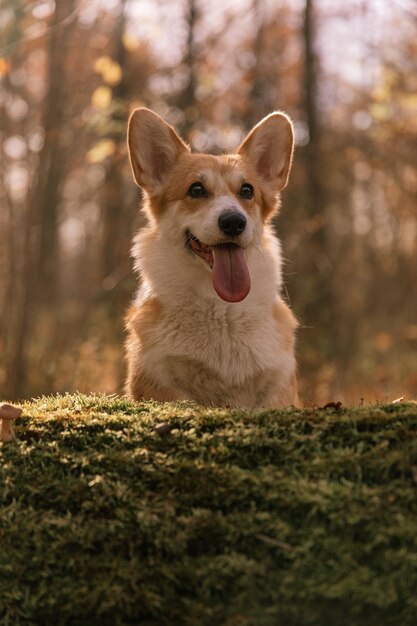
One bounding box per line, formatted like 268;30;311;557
128;108;294;303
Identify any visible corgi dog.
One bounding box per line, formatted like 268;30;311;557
125;108;298;408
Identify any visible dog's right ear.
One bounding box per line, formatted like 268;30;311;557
128;108;189;193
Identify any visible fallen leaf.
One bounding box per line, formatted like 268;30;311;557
155;423;172;436
320;401;342;411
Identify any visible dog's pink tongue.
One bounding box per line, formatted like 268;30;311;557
212;244;251;302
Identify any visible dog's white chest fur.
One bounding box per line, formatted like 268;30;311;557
145;296;293;407
128;226;297;408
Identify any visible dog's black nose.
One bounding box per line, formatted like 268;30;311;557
218;212;247;237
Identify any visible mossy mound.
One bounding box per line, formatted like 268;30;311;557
1;394;417;625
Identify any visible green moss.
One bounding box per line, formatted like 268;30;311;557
1;394;417;625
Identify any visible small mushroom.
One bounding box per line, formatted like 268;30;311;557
0;403;23;442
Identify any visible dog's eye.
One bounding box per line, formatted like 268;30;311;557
239;183;254;199
188;182;206;198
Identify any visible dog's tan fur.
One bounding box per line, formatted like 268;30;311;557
125;108;299;408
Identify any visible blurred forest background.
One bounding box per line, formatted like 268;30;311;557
1;0;416;404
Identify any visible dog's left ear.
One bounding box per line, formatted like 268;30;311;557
238;112;294;192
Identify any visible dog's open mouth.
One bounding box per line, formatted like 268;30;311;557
186;232;214;268
185;231;251;303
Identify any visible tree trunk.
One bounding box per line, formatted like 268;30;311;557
303;0;324;233
5;0;75;398
36;0;75;300
247;0;272;128
175;0;198;138
100;0;129;287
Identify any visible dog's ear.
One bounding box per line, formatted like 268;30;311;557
238;112;294;192
128;108;189;192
